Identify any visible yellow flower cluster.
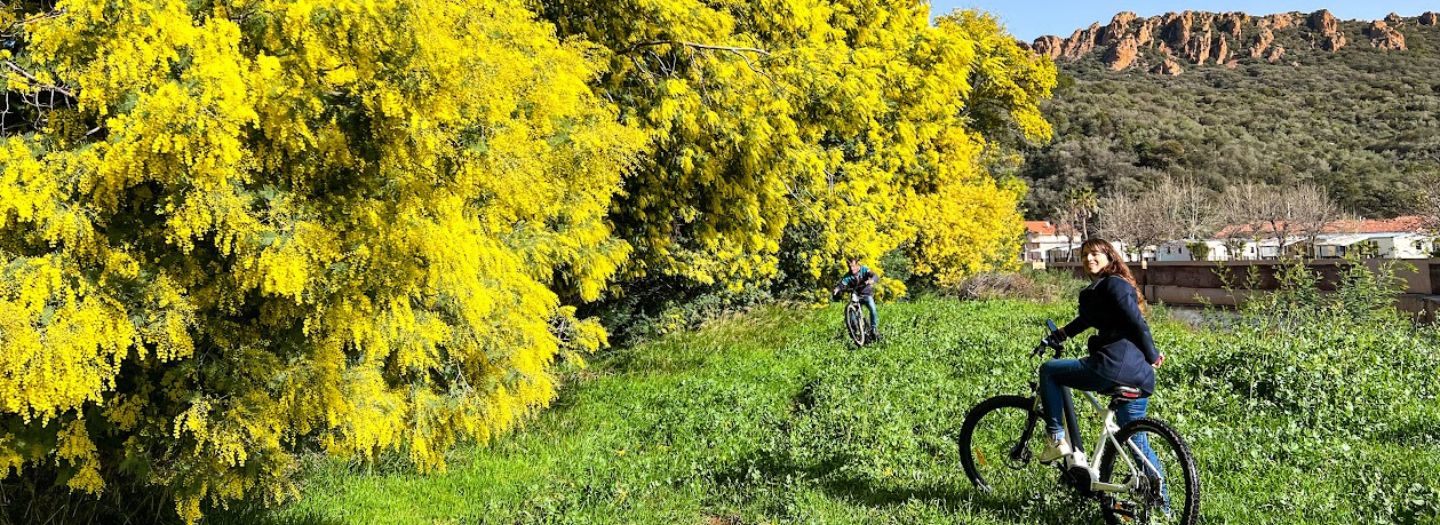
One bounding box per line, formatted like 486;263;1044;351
2;0;640;521
0;0;1052;522
542;3;1055;292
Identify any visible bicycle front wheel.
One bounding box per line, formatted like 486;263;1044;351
1097;417;1200;525
958;395;1051;495
845;304;867;346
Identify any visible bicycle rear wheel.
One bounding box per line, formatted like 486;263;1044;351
958;395;1051;495
1097;417;1200;525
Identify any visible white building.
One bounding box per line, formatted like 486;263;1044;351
1023;215;1437;265
1154;239;1233;262
1199;216;1436;261
1024;221;1079;263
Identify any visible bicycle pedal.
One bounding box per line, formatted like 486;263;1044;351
1108;500;1140;519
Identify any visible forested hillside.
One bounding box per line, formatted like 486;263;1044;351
1022;10;1440;218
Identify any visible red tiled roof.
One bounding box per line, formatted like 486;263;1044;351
1329;215;1428;234
1216;215;1428;238
1024;220;1081;236
1024;220;1055;235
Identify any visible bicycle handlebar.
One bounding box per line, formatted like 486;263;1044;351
1032;319;1065;359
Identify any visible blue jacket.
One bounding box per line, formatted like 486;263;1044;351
1061;276;1161;395
836;266;878;297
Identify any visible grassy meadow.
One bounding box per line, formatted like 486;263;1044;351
216;292;1440;524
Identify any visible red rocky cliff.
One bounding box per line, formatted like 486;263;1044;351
1033;9;1426;74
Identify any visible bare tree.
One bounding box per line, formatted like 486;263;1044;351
1221;182;1344;259
1048;205;1081;261
1416;172;1440;234
1220;182;1274;259
1096;191;1166;261
1290;183;1346;257
1045;188;1100;262
1154;176;1222;242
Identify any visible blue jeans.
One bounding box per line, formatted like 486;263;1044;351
1038;359;1165;482
861;295;878;332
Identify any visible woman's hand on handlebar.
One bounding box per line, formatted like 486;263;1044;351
1043;327;1066;349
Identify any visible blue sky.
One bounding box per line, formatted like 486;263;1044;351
929;1;1437;41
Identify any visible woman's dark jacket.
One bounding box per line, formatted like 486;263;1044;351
1061;275;1161;395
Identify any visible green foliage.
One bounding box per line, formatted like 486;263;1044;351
1024;19;1440;218
1175;257;1440;522
1186;241;1212;261
585;278;776;347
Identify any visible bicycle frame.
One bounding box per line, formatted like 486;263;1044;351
960;321;1196;524
1028;385;1163;495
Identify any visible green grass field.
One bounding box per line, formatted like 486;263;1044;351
217;296;1440;524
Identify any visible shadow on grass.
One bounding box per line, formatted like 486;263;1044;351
206;506;346;525
1374;416;1440;447
814;473;1093;523
708;445;1083;523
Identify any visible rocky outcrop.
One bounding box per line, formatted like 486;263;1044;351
1421;12;1439;26
1218;12;1248;39
1101;12;1137;46
1213;36;1231;64
1307;9;1340;33
1106;36;1140;70
1136;17;1159;46
1308;10;1347;51
1161;11;1194;48
1033;35;1062;59
1182;31;1212;65
1152;58;1183;76
1060;23;1102;60
1259;12;1299;31
1251;27;1275;59
1367;20;1407;51
1030;9;1419;75
1266;45;1286;63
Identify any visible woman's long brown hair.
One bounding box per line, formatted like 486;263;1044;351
1079;238;1148;315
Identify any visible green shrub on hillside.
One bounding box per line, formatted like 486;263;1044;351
1025;20;1440;218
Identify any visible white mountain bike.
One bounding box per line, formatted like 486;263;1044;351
958;320;1199;524
836;291;874;347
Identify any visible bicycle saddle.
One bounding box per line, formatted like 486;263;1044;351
1101;385;1143;400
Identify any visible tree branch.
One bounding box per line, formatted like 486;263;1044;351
4;60;74;99
626;40;771;56
623;39;778;88
17;8;68;26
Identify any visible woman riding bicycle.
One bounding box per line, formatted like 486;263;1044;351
1039;238;1166;470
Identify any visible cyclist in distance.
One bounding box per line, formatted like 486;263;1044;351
831;255;880;340
1039;239;1166;469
